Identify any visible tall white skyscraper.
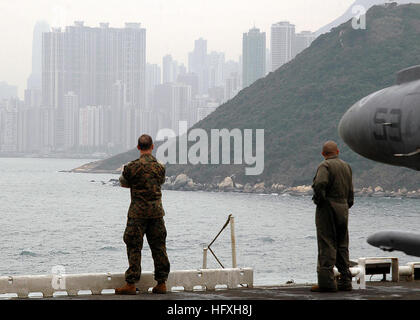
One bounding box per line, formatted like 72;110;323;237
42;27;65;109
271;21;295;71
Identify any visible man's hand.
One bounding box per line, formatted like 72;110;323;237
119;175;130;188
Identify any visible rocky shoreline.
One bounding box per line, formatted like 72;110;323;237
103;173;420;199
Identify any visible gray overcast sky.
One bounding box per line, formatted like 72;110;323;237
0;0;354;97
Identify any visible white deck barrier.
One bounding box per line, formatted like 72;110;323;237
0;268;253;298
1;257;419;297
334;258;420;290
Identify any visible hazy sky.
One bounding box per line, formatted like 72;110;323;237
0;0;354;97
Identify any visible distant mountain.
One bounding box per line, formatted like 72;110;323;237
76;3;420;190
315;0;420;36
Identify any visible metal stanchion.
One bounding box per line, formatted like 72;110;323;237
230;216;237;268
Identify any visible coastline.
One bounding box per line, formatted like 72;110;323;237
99;173;420;200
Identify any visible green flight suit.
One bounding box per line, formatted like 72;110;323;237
312;155;354;289
120;154;170;284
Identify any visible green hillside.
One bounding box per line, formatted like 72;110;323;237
77;3;420;190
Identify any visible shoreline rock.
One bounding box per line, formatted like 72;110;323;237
105;174;420;200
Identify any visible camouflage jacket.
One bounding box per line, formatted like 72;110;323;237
312;155;354;209
121;154;166;219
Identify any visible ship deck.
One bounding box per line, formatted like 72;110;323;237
35;281;420;300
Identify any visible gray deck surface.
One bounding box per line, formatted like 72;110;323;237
31;281;420;300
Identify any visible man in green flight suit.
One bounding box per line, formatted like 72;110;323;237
311;141;354;292
115;134;170;295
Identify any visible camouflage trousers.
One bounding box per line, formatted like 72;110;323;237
123;217;170;284
315;200;352;289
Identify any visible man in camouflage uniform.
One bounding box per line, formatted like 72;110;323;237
115;134;170;295
311;141;354;293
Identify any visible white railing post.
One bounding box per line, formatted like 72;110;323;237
354;258;366;290
202;248;208;269
230;216;237;268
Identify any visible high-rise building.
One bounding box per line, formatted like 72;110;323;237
39;107;55;152
110;80;125;150
293;31;316;57
242;27;266;88
42;21;146;151
208;51;225;88
223;60;241;83
42;21;146;111
197;102;218;122
16;106;36;152
120;23;147;110
124;107;142;150
178;64;187;77
79;106;95;147
27;21;50;90
79;105;111;148
153;83;192;133
0;102;18;152
177;73;199;98
146;63;161;109
225;73;241;101
271;21;295;71
188;38;209;95
162;55;179;84
24;88;42;108
171;83;192;130
42;27;65;110
0;82;18;101
266;48;271;75
63;92;79;149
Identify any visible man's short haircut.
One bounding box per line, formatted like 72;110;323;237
322;140;338;155
138;134;153;150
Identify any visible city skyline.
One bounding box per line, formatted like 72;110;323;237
0;0;354;98
0;15;317;155
0;1;365;156
4;18;317;102
1;20;246;155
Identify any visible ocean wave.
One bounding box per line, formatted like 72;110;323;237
99;246;119;251
49;250;70;255
257;237;275;243
19;250;38;257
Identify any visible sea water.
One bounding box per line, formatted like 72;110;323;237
1;157;419;285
